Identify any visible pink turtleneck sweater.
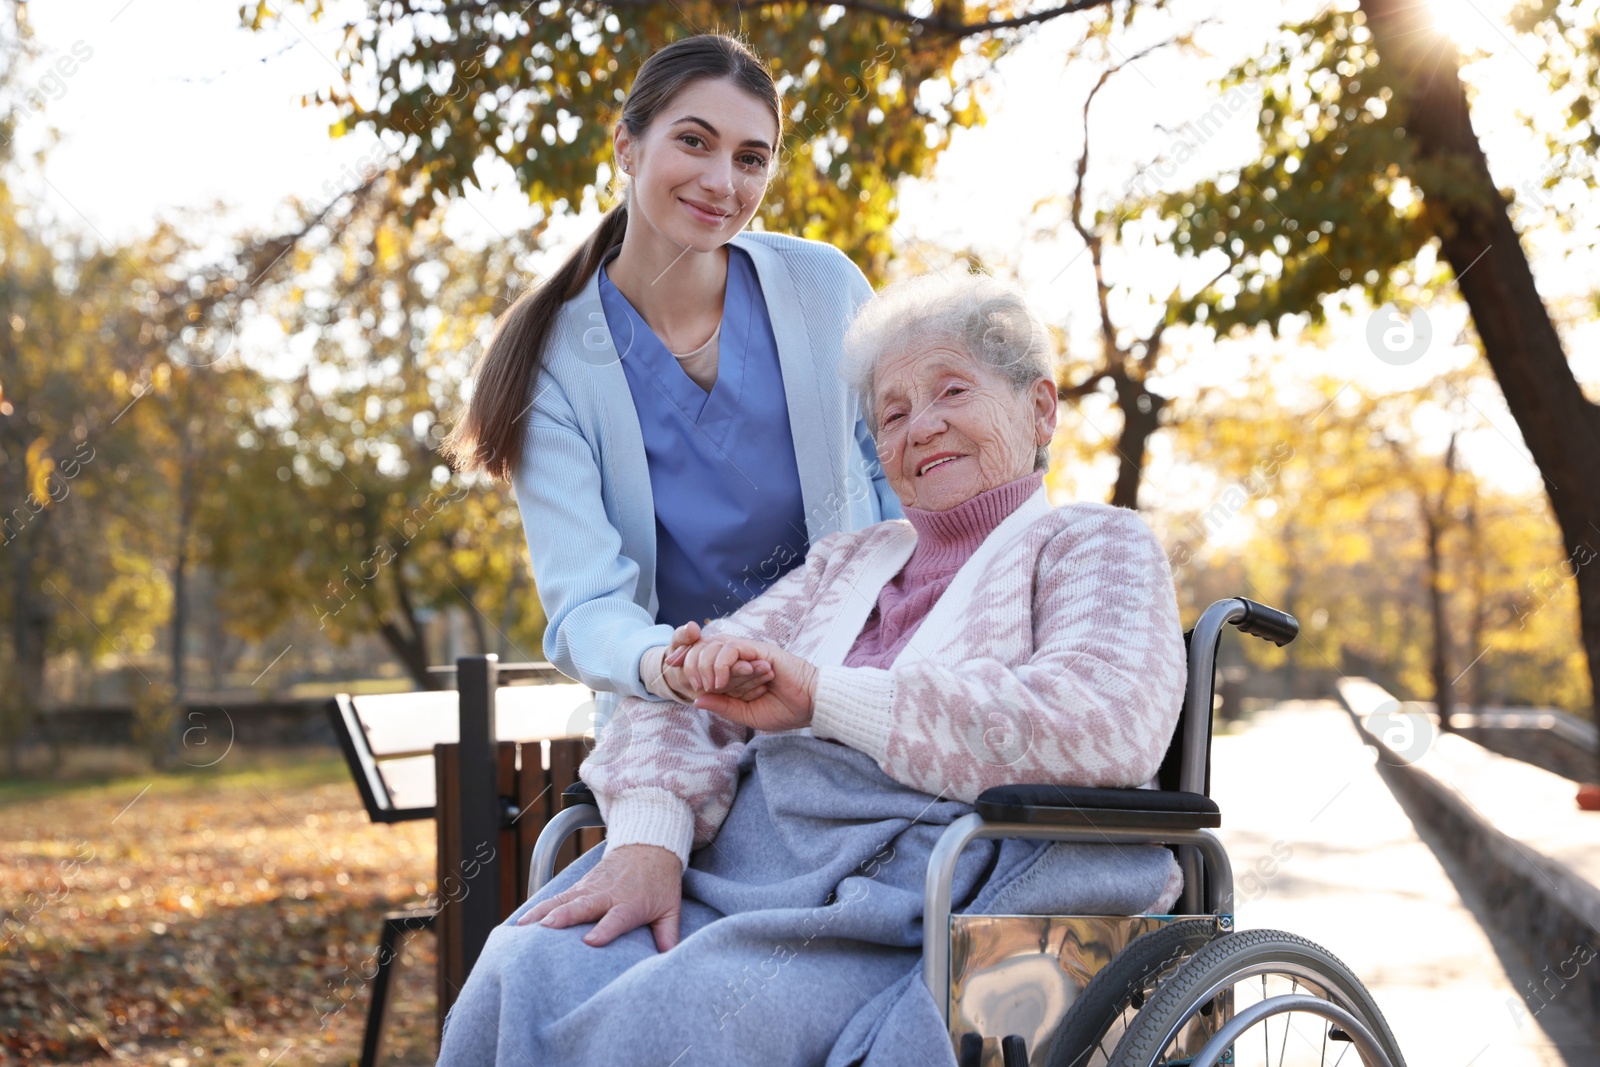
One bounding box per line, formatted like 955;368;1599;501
844;471;1046;669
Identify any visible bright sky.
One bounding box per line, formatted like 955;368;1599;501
12;0;1595;510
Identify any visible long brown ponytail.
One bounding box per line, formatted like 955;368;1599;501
442;33;781;481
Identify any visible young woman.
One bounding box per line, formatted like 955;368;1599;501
444;34;899;719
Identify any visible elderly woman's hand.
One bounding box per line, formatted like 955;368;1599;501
518;843;684;951
682;635;819;733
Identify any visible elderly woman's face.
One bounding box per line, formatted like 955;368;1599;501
871;345;1057;512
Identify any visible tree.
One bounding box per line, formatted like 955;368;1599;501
117;215;317;753
240;0;1159;279
1360;0;1600;746
1396;429;1464;730
1031;27;1226;509
1363;381;1480;730
1172;363;1589;716
209;182;548;687
1142;1;1600;769
0;178;175;767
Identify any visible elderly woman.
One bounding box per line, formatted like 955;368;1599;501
436;273;1188;1067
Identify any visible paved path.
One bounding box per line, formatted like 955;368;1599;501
1209;701;1597;1067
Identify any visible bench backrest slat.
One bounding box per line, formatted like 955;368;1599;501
352;684;594;758
330;682;598;823
380;753;440;814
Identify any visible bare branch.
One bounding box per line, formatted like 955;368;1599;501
1068;34;1192;369
1059;372;1110;400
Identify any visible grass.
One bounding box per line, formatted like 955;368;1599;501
0;749;352;809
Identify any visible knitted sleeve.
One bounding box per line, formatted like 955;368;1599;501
578;530;853;867
808;507;1187;802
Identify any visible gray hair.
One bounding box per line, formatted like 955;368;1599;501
841;271;1056;470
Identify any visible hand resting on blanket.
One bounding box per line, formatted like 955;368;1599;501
518;842;685;950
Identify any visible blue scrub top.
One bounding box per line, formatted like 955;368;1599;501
599;246;810;627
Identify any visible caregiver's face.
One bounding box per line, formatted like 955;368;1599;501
872;345;1057;512
614;77;776;254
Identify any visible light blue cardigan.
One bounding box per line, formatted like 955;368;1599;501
512;231;900;707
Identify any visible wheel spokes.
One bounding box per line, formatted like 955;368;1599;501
1144;974;1385;1066
1275;978;1298;1066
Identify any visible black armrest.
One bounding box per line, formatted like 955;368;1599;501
561;782;596;810
976;784;1220;830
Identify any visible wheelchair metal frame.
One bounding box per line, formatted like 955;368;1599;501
920;595;1248;1027
922;819;1233;1030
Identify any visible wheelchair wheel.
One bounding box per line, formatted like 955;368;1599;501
1106;930;1406;1067
1043;919;1221;1067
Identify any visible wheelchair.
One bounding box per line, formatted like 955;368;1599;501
526;598;1408;1067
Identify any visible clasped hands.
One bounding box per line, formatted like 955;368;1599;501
658;620;818;734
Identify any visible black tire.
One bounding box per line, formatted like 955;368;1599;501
1106;929;1407;1067
1042;919;1221;1067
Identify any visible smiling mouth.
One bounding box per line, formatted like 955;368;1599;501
682;198;732;222
917;456;962;476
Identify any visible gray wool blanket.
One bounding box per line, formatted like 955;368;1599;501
436;732;1178;1067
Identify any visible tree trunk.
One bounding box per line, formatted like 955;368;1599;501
498;566;529;660
1464;495;1488;714
1362;0;1600;779
8;533;48;773
376;618;438;689
464;599;489;658
1424;513;1454;732
371;560;441;690
169;496;190;760
1109;373;1166;511
1280;516;1300;700
167;405;200;766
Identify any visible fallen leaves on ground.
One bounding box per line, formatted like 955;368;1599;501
1;753;438;1066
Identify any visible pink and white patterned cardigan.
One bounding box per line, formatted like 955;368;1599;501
580;489;1189;869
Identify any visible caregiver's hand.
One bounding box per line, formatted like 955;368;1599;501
689;637;818;734
663;621;773;700
518;844;684;952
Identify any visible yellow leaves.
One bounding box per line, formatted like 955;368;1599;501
374;224;401;270
1173;363;1590;711
24;436;55;503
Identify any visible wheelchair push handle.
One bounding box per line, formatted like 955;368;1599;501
1231;598;1299;646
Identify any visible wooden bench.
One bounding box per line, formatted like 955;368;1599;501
328;656;606;1065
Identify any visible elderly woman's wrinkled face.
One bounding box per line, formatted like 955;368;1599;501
872;345;1057;512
